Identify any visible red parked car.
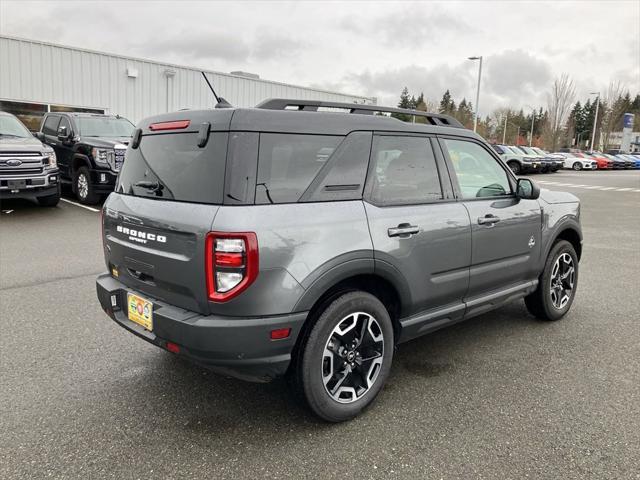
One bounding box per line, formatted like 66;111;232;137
582;152;611;169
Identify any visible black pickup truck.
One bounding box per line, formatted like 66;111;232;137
37;112;134;204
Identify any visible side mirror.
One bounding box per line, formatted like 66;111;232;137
516;178;540;200
34;131;45;141
57;125;72;141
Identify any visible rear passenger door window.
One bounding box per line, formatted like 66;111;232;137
256;134;342;204
442;138;512;199
367;135;443;205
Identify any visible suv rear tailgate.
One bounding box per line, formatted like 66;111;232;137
104;194;217;314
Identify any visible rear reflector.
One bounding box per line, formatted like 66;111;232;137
270;328;291;340
166;342;180;354
149;120;190;131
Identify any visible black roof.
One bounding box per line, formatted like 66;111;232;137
138;99;479;139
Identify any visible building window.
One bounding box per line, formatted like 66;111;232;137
0;100;47;132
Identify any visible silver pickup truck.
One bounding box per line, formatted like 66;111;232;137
0;111;60;206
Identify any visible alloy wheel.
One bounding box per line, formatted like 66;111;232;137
322;312;384;404
550;252;575;309
77;173;89;200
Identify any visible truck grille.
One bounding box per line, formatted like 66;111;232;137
113;148;126;172
0;152;46;177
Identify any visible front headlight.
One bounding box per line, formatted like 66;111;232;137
45;150;57;168
523;157;534;162
91;148;114;167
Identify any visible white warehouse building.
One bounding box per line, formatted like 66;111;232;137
0;35;375;130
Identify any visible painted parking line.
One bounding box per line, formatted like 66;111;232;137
537;181;639;192
60;198;100;212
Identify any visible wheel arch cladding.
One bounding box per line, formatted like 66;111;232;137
555;228;582;260
72;154;91;172
293;273;403;357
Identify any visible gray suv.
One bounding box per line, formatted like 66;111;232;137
96;100;582;422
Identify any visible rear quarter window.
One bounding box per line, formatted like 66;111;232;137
255;133;343;204
117;132;228;204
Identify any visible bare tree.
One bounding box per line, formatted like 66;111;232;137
600;81;629;150
543;74;576;151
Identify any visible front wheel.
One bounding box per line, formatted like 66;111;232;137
572;162;583;171
74;166;99;204
296;291;394;422
507;161;521;175
525;240;578;321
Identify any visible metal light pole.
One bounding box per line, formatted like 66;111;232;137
502;113;508;144
468;56;483;132
590;92;600;151
529;113;535;146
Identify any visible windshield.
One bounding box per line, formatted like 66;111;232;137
532;147;546;155
519;146;536;155
77;117;135;137
0;115;32;138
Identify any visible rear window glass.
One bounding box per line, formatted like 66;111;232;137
255;134;342;204
116;132;227;204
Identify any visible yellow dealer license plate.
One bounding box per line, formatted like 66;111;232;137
127;293;153;331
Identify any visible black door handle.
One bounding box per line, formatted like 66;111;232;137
478;214;500;225
388;223;420;237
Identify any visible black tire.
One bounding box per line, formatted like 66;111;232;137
295;291;394;422
507;161;521;175
525;240;578;321
74;166;99;204
36;187;61;207
572;162;583;171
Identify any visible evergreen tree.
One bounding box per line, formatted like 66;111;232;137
439;90;455;115
393;87;413;121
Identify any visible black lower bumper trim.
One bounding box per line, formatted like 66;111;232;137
96;273;308;382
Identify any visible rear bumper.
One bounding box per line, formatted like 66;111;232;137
96;273;307;382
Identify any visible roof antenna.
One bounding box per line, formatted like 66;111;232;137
201;72;233;109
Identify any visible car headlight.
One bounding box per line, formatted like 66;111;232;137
523;157;534;162
92;148;114;167
45;150;57;168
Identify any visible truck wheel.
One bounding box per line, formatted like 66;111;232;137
572;162;583;171
507;161;521;175
296;291;394;422
525;240;578;321
36;187;61;207
74;166;99;204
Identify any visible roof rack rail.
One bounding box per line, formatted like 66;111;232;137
255;98;464;128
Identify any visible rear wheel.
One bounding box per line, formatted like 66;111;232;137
296;291;394;422
507;161;521;175
74;166;99;204
525;240;578;321
572;162;583;171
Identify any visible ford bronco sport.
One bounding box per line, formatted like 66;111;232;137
96;99;582;422
0;111;60;206
37;112;134;204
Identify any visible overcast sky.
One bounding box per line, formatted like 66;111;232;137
1;1;638;116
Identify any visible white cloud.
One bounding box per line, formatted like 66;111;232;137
1;0;638;114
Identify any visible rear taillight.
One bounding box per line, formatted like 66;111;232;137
205;232;258;302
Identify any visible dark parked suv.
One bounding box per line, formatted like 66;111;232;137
38;112;134;204
96;100;582;422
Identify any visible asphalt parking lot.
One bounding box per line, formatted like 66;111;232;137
1;170;639;479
